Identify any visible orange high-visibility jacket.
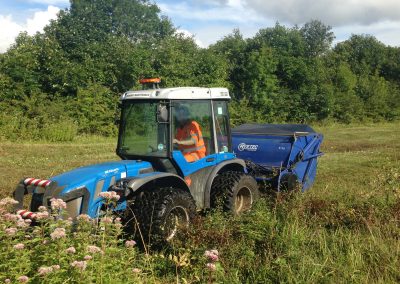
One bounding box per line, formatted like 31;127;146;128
176;121;206;162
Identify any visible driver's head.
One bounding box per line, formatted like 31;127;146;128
176;105;190;126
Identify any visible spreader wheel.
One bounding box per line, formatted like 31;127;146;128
210;171;259;215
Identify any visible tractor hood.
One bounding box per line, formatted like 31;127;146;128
51;160;153;192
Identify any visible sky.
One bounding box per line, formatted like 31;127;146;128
0;0;399;52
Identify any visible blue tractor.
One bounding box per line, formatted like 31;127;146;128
14;81;323;244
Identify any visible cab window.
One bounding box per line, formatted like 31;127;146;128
213;101;231;153
172;100;216;156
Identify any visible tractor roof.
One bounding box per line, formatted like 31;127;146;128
120;87;231;101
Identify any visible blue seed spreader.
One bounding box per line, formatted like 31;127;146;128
232;124;324;191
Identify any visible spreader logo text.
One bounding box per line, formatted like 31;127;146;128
238;143;259;151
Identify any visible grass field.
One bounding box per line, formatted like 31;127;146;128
0;123;399;283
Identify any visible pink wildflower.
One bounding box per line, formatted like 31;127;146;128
204;250;219;262
50;198;67;210
76;214;91;221
115;217;121;223
132;268;142;273
87;245;102;254
17;276;29;283
3;213;21;221
43;240;49;245
66;246;76;254
0;197;19;206
5;227;17;236
84;255;92;260
210;249;219;256
36;211;50;220
125;240;136;248
101;217;113;224
50;227;66;240
99;191;120;201
71;260;87;271
5;279;11;283
24;219;32;225
38;266;53;276
38;206;47;212
206;263;216;271
16;219;28;228
13;243;25;250
52;265;60;270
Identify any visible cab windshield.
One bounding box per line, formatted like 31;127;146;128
118;102;169;157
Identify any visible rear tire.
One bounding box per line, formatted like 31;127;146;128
124;187;196;247
210;171;259;215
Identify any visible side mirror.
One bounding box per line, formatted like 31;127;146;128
157;104;169;123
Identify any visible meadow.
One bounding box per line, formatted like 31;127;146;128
0;123;399;283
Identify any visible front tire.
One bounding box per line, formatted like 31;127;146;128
211;171;259;215
124;187;196;247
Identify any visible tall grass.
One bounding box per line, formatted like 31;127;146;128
0;114;78;142
0;123;399;283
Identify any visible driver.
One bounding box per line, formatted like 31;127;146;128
173;105;206;162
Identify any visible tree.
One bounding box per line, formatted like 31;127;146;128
300;20;335;57
45;0;174;55
210;29;248;99
334;35;387;76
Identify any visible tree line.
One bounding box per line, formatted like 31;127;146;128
0;0;399;141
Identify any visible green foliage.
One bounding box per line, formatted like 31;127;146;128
70;83;118;136
301;20;335;57
0;112;77;142
0;0;399;142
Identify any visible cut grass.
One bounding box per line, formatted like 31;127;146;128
0;122;399;283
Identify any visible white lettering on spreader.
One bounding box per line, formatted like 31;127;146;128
105;168;119;174
238;143;259;152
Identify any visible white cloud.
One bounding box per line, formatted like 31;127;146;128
176;29;205;47
160;0;400;47
333;20;400;47
0;5;60;53
26;0;69;5
187;0;400;26
158;2;264;25
0;15;22;53
241;0;400;26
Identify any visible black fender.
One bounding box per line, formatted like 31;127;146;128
125;172;190;195
203;159;246;208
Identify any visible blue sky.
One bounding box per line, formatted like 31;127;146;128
1;0;399;52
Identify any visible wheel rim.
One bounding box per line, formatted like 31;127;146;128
235;186;253;214
164;206;190;241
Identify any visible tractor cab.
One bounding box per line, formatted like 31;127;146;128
117;84;234;179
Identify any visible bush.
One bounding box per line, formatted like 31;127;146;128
0;113;41;141
41;120;78;142
0;113;77;142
